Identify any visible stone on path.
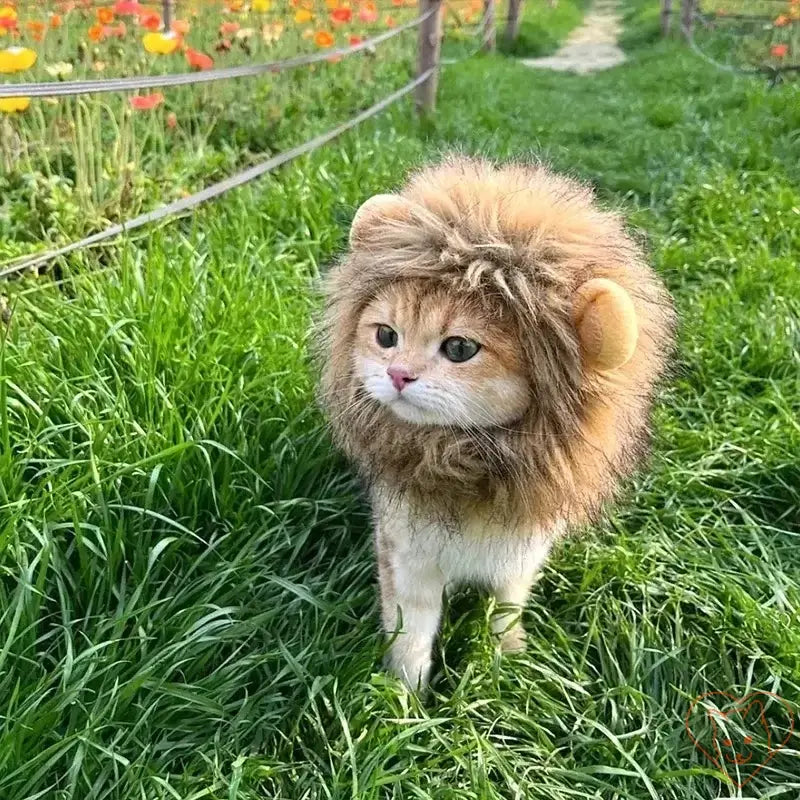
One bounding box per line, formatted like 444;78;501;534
520;0;625;74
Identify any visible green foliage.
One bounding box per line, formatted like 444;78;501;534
499;0;590;57
1;0;800;797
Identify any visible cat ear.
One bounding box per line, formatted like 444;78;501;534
349;194;414;248
571;278;638;371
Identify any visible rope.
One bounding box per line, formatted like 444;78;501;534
0;68;434;280
0;9;435;98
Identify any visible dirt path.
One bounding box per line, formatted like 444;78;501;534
520;0;625;74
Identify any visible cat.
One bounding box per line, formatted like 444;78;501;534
318;156;676;688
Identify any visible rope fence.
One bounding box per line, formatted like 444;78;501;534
1;0;510;280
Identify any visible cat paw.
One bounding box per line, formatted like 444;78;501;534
385;644;432;690
498;623;527;654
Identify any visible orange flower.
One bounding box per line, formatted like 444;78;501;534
139;11;161;31
225;0;243;10
88;22;105;40
331;6;351;23
294;8;312;22
171;18;190;35
219;20;239;34
185;46;213;69
774;14;789;26
50;13;63;28
392;0;403;6
384;14;396;26
325;0;339;8
314;29;334;46
97;7;114;24
26;20;46;41
129;92;164;110
771;43;788;57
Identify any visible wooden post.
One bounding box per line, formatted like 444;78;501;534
680;0;694;38
162;0;174;31
483;0;496;51
505;0;523;45
661;0;672;36
415;0;443;114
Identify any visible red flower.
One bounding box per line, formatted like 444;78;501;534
129;92;164;110
185;46;213;70
330;6;351;23
358;3;378;23
139;12;161;30
771;43;788;57
113;0;143;13
219;20;239;35
348;34;363;45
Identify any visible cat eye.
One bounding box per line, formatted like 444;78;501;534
375;325;398;348
441;337;480;363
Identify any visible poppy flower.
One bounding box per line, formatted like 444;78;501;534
384;14;396;27
185;46;213;69
0;5;17;30
262;22;283;43
0;95;30;112
143;31;180;54
88;23;105;41
171;19;190;35
0;46;37;72
129;92;164;110
358;3;378;23
225;0;243;10
348;34;363;45
97;7;114;24
294;8;313;23
331;7;351;23
104;21;126;37
314;29;334;46
26;20;46;41
392;0;403;6
771;43;788;57
219;20;239;35
50;13;63;28
773;15;789;26
139;12;161;31
45;60;74;78
252;0;271;9
113;0;143;13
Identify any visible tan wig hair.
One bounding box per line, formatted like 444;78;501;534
318;156;676;528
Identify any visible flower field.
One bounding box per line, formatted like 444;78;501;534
0;0;482;264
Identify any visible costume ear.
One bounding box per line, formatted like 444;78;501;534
572;278;638;371
349;194;414;248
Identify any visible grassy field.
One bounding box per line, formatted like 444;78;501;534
2;0;800;797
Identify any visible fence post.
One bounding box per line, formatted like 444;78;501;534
661;0;672;35
415;0;443;114
505;0;523;45
680;0;694;38
483;0;496;51
162;0;174;31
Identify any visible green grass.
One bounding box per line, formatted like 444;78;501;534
2;0;800;797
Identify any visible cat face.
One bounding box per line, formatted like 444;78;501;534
353;281;530;428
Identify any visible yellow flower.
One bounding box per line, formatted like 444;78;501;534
252;0;271;10
142;31;180;55
0;47;38;74
0;96;31;113
294;8;312;23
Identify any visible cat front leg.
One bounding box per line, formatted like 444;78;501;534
375;524;444;690
491;537;552;653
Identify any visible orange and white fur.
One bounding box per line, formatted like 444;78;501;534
319;157;675;689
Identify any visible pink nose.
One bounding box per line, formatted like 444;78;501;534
387;366;417;392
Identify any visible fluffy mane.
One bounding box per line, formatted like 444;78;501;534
318;156;676;528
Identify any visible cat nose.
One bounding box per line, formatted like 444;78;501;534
387;366;417;392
